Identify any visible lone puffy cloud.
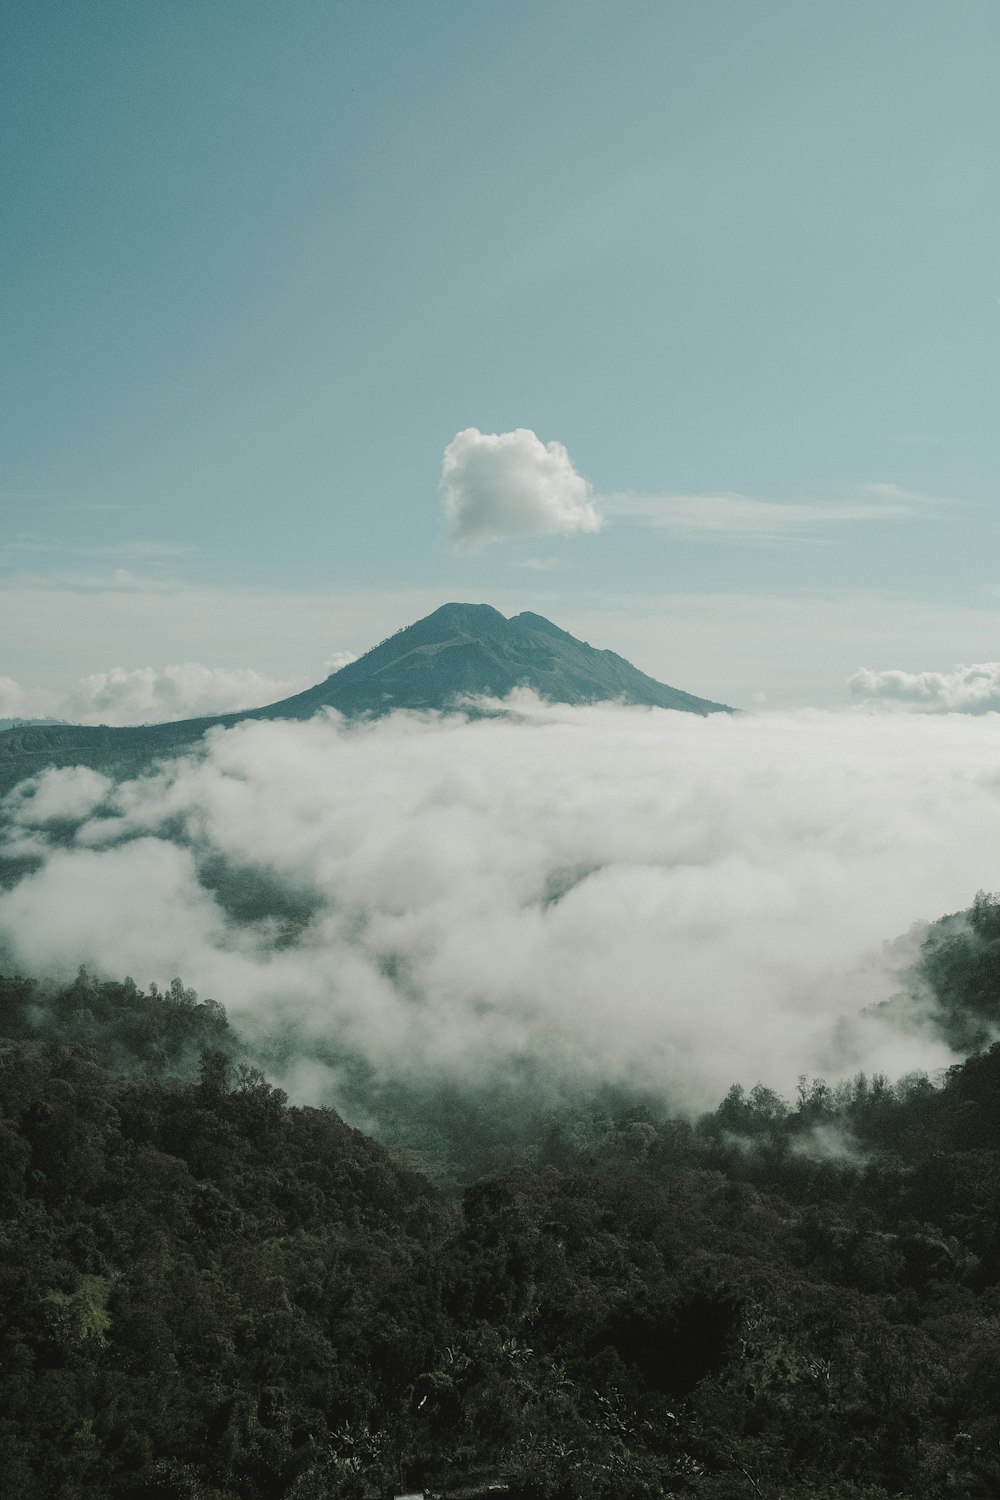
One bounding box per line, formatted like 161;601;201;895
441;427;602;552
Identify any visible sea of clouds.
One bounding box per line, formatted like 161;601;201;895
3;698;1000;1111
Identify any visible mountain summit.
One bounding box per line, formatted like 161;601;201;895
0;604;731;790
265;602;732;720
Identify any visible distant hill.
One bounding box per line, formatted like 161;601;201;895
0;717;66;731
0;603;732;792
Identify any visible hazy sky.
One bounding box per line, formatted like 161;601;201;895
3;1;999;708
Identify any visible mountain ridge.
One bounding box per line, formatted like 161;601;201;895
0;603;732;791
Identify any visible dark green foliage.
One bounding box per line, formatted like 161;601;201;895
914;890;1000;1051
8;960;1000;1496
0;969;232;1080
0;1037;449;1499
195;855;322;934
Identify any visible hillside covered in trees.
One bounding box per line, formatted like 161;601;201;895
4;896;1000;1497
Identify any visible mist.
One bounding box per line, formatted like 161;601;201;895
3;697;999;1112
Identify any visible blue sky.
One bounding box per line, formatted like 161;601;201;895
2;0;998;711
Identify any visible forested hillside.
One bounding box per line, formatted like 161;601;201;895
4;933;1000;1498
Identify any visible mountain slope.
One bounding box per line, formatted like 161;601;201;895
0;603;731;791
263;602;732;718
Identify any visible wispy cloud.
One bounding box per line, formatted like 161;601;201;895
602;482;941;544
510;556;574;572
12;568;183;593
0;540;194;582
0;490;128;513
102;540;194;559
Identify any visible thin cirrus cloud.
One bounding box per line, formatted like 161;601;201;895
439;428;936;553
850;662;1000;714
101;541;195;559
2;538;194;566
510;556;574;572
602;482;935;544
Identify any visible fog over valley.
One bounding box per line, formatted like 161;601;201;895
3;696;995;1116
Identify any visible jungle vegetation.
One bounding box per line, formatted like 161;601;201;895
3;895;1000;1497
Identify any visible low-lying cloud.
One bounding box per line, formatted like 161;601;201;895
62;663;308;725
0;663;322;727
850;662;1000;714
441;427;602;552
0;675;57;722
3;700;999;1112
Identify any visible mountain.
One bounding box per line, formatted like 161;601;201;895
0;603;731;792
262;602;732;718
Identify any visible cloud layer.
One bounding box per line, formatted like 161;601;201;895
4;701;1000;1113
441;427;602;552
0;663;313;727
850;663;1000;714
64;663;309;725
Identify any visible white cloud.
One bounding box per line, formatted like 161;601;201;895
58;663;308;726
603;482;935;543
7;573;1000;713
441;427;602;552
0;676;58;720
849;662;1000;713
510;556;573;572
6;766;111;826
3;702;998;1114
0;677;27;717
0;663;311;726
324;651;357;675
0;838;229;980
